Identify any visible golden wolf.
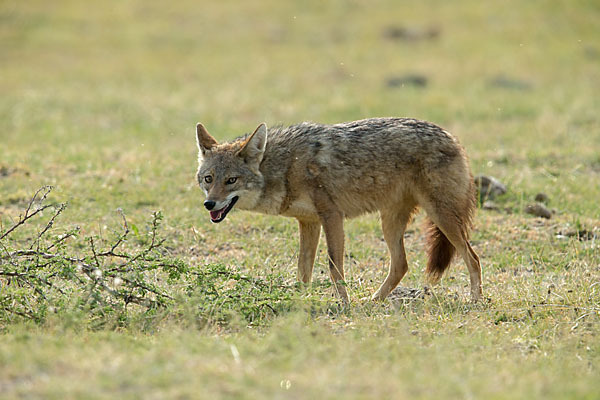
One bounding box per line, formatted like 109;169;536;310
195;118;482;303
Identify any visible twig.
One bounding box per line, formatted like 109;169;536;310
2;306;35;320
89;237;102;269
0;186;55;241
30;202;67;250
0;186;54;240
45;226;80;252
0;240;18;267
98;208;130;259
79;265;161;308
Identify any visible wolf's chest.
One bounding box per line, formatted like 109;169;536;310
280;192;318;219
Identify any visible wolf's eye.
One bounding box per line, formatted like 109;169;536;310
204;176;213;184
226;177;237;185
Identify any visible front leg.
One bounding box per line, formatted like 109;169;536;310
297;219;321;283
320;209;348;303
311;189;348;303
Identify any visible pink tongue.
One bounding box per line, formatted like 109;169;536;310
210;209;224;220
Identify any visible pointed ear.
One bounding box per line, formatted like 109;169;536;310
237;123;267;165
196;123;218;159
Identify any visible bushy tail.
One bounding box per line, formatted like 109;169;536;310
425;220;455;283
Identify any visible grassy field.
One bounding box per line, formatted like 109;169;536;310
1;0;599;398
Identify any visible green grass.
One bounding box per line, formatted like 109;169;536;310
1;0;599;398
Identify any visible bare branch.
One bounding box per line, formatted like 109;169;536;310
30;202;67;250
45;226;80;252
2;306;35;320
97;208;130;259
0;186;55;241
0;204;54;241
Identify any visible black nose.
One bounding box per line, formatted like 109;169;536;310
204;200;216;210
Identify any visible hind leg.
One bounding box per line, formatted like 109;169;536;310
454;239;482;301
371;205;415;301
426;208;482;301
463;241;483;301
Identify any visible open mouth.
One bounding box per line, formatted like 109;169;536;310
209;196;239;223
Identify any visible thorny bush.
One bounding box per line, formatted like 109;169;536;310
0;187;329;330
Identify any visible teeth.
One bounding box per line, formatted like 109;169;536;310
210;207;226;220
208;197;237;222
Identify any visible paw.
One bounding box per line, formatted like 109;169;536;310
369;292;386;302
470;288;484;303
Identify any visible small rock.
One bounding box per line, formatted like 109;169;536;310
489;75;533;91
584;46;600;60
0;165;13;177
0;164;29;178
383;25;441;42
474;175;507;202
575;229;597;241
534;192;549;203
482;200;499;211
559;229;597;241
385;74;428;88
525;203;552;219
388;285;429;300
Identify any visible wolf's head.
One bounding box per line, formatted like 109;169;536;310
195;123;267;223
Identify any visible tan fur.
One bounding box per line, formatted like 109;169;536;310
195;118;483;303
